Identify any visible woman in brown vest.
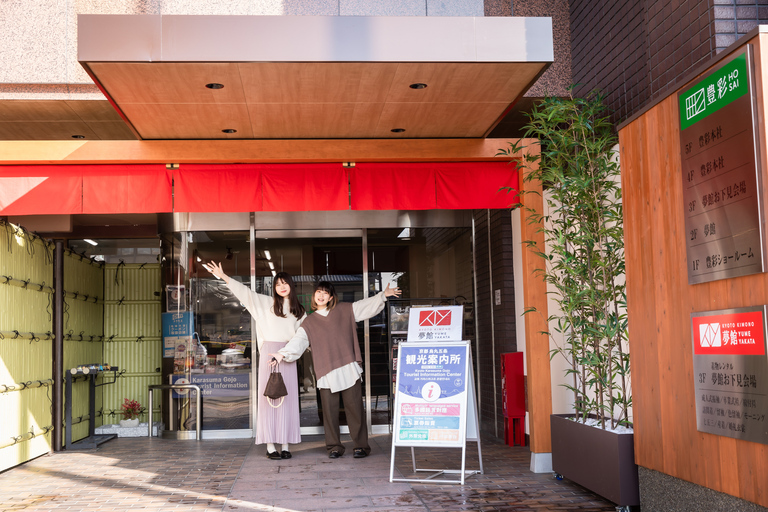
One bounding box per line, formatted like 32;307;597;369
272;280;401;458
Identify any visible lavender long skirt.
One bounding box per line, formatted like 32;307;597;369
254;341;301;445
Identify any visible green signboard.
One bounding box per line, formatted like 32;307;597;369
679;53;748;131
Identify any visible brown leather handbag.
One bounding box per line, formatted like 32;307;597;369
264;361;288;407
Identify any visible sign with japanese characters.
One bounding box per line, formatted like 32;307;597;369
406;305;464;342
162;312;193;358
678;47;766;284
392;341;477;447
691;306;768;444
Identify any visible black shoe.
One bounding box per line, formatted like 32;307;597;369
281;450;292;459
328;450;342;459
266;450;281;460
353;448;367;458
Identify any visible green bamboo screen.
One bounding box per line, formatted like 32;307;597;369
0;223;55;472
62;252;105;443
1;221;162;471
103;264;162;425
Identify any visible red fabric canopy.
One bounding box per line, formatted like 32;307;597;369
82;165;172;214
174;164;263;213
262;164;348;211
435;161;519;209
0;166;82;215
351;162;518;210
350;163;437;210
0;165;171;215
0;161;519;215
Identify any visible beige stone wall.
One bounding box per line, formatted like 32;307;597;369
0;0;485;99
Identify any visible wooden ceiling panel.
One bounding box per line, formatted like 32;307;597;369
386;62;546;103
247;102;387;138
88;62;247;104
238;62;399;104
87;121;138;140
65;100;125;122
117;103;253;139
377;102;511;138
0;121;99;140
0;101;80;122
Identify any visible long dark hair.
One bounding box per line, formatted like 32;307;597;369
311;280;337;312
272;272;305;319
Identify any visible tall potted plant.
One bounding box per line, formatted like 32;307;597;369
500;90;638;508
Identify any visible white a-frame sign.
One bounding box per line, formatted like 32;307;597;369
389;340;483;484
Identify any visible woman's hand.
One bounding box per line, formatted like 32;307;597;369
202;261;230;284
384;283;402;298
269;353;284;366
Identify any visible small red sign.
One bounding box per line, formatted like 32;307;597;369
419;309;452;327
692;310;766;355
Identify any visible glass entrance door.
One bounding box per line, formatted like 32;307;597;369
252;232;367;434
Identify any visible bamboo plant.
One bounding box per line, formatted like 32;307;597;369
500;90;631;429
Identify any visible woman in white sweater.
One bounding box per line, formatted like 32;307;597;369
272;280;400;458
203;261;305;460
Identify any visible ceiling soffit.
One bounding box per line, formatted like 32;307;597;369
78;15;554;141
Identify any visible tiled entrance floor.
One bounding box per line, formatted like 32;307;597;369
0;433;616;511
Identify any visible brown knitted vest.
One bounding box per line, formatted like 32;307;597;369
300;303;361;380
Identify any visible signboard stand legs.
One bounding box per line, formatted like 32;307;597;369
389;342;483;485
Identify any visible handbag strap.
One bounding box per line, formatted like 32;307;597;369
270;357;280;372
267;396;285;408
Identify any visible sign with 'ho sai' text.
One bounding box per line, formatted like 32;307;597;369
691;306;768;444
678;46;766;284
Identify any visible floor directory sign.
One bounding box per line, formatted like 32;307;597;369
390;340;482;484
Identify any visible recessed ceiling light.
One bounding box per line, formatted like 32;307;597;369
391;128;405;133
409;83;427;89
72;135;85;139
83;239;98;246
222;129;237;133
206;83;224;89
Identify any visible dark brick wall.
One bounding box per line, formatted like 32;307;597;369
713;0;768;52
473;209;519;438
570;1;768;125
570;0;655;124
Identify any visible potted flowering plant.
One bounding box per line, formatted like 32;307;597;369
119;398;142;427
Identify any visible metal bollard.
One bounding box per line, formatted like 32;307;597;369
147;384;202;440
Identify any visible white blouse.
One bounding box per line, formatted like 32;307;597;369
226;279;305;352
278;291;388;392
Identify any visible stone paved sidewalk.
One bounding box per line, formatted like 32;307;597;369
0;433;616;512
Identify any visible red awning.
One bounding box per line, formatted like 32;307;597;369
0;164;171;215
351;161;518;210
351;163;437;210
82;165;172;214
0;162;519;215
262;164;348;211
435;161;519;209
174;164;263;213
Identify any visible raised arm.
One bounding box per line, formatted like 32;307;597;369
352;283;401;321
202;260;271;318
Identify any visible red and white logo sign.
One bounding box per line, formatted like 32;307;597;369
692;310;766;355
419;309;452;326
407;305;464;341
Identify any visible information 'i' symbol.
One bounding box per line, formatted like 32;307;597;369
421;381;441;402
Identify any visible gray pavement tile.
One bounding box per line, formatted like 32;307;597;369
321;484;416;497
270;496;373;511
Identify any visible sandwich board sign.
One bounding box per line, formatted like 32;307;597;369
389;339;483;485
